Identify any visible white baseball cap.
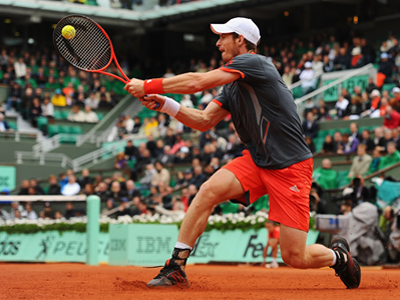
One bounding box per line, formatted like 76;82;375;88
304;61;312;68
392;87;400;94
210;17;261;45
370;89;381;98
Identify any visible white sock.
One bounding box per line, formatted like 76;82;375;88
175;241;193;251
330;249;337;266
272;258;277;264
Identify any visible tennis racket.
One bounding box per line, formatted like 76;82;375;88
53;15;160;108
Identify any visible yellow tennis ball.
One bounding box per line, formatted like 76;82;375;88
62;25;76;40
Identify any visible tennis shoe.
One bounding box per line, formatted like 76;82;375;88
265;262;279;269
330;237;361;289
147;259;190;288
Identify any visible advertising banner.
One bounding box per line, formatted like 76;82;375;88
0;165;16;192
0;231;109;263
322;75;369;102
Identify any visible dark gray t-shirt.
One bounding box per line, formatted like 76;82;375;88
214;53;312;169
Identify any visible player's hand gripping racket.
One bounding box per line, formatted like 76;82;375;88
53;15;159;108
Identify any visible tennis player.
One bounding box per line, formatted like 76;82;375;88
262;220;280;269
125;17;361;289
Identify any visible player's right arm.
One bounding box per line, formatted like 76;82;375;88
142;94;229;132
125;69;240;98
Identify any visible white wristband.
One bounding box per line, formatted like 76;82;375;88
160;96;180;117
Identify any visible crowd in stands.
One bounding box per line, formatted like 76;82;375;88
0;47;125;129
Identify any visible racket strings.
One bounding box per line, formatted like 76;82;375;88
54;16;112;71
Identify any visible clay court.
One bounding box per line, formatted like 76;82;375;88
1;263;399;299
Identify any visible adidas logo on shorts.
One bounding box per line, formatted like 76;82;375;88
289;185;300;192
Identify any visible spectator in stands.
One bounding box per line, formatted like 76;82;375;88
322;55;334;73
348;144;372;178
379;206;395;236
14;57;26;79
64;202;76;219
61;175;81;196
349;122;362;142
343;176;370;206
95;182;111;202
0;113;11;132
132;116;142;134
114;152;127;170
124;140;139;161
126;180;141;200
29;178;44;195
320;134;334;154
302;111;319;139
7;82;22;111
29;97;42;127
338;132;359;154
82;106;99;123
151;161;171;187
350;47;364;69
360;129;375;151
131;148;152;181
187;184;198;207
110;181;128;202
139;163;156;189
309;183;327;214
21;202;37;220
48;174;61;195
368;146;382;174
17;180;29;195
305;136;316;153
313;158;338;189
41;97;54;119
299;61;316;95
347;96;363;119
335;95;349;119
365;77;378;95
373;127;385;150
40;202;54;219
383;105;400;130
377;52;394;87
12;209;23;221
391;128;400;151
334;47;350;70
67;105;85;122
281;66;293;86
95;86;111;104
379;141;400;169
77;168;93;189
51;89;66;107
123;115;134;133
54;211;64;220
157;145;174;166
84;92;99;109
0;203;11;221
381;129;393;151
116;198;132;218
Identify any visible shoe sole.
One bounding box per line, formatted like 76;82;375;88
147;282;190;289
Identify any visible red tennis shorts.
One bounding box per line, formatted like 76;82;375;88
222;150;313;232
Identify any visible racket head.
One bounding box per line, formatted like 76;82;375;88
53;15;115;73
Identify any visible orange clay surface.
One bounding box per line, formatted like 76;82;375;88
0;263;399;299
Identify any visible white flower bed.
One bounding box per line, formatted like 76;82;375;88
0;211;269;231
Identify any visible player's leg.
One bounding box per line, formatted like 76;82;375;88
177;169;245;247
262;244;269;267
279;225;361;288
279;225;335;269
147;169;245;288
265;238;279;268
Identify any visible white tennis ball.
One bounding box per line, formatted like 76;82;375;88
62;25;76;40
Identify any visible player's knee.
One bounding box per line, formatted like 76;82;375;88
281;249;307;269
195;181;219;207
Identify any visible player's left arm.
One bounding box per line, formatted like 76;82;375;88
268;238;279;249
125;69;240;98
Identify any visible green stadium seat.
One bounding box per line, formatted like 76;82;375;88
61;135;77;144
59;126;71;134
337;170;351;187
70;126;83;134
62;111;70;119
97;113;104;121
37;117;48;131
47;125;60;137
53;111;63;119
382;83;396;93
8;121;17;130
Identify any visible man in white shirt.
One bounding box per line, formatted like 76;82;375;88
61;175;81;196
300;61;317;95
67;106;85;122
85;92;99;109
14;57;27;78
41;98;54;118
83;106;99;123
124;115;134;132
